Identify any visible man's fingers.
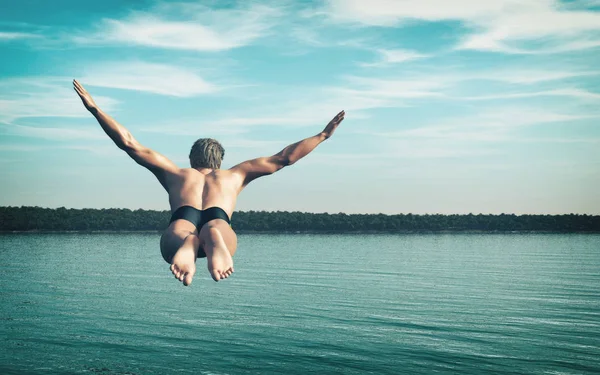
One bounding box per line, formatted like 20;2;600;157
73;79;87;94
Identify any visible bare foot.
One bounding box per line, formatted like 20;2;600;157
205;228;234;282
170;236;197;286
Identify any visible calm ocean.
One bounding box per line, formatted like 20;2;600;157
1;233;599;374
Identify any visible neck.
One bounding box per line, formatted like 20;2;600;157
195;167;215;174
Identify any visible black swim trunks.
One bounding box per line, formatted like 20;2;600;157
169;205;231;258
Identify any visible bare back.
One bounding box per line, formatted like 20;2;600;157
165;168;244;218
160;168;243;263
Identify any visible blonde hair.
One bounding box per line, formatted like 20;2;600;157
189;138;224;169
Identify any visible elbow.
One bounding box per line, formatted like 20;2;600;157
121;134;140;152
283;156;296;167
275;154;294;167
120;140;135;152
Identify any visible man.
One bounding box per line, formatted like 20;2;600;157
73;80;345;286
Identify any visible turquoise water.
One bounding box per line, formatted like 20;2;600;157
1;233;599;374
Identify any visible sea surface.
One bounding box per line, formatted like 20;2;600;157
0;233;599;374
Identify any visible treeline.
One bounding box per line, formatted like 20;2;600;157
1;206;599;233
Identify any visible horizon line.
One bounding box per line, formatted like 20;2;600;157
2;206;598;217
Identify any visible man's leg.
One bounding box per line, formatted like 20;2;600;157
199;220;236;282
161;229;200;286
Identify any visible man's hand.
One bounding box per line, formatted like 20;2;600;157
321;110;345;139
73;79;98;113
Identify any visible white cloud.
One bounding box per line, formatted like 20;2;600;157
359;48;429;67
322;0;600;53
81;62;214;97
335;76;447;101
472;69;600;84
220;139;287;149
0;31;39;40
140;116;312;137
457;88;600;101
337;69;600;106
458;7;600;53
354;68;600;87
305;147;498;163
517;137;600;143
0;77;119;122
76;2;282;51
323;0;518;26
0;144;47;152
378;107;595;143
140;124;246;137
63;145;123;157
2;123;107;141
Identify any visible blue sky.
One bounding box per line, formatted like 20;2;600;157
1;0;599;214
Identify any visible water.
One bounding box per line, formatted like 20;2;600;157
1;233;599;374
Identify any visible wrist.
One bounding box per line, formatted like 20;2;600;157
318;131;329;141
89;107;99;115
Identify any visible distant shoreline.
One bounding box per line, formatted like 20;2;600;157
2;207;599;233
2;230;598;234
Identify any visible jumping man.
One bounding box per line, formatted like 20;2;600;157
73;80;345;286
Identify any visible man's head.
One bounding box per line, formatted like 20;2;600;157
189;138;225;169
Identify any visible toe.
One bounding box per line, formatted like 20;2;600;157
183;274;193;286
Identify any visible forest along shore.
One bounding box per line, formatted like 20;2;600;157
1;206;599;233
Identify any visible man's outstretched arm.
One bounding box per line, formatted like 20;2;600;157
73;79;178;190
231;110;345;188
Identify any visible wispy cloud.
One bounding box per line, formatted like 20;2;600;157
0;31;40;40
457;4;600;54
335;75;448;101
359;48;430;67
140;114;319;136
75;2;282;51
336;68;600;108
0;77;118;122
81;61;215;97
335;68;599;103
322;0;600;54
516;137;600;144
313;141;500;162
0;144;48;152
471;69;600;84
2;122;106;141
220;138;287;149
376;107;596;143
63;144;123;157
457;88;600;101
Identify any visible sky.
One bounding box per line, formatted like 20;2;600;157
1;0;599;215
